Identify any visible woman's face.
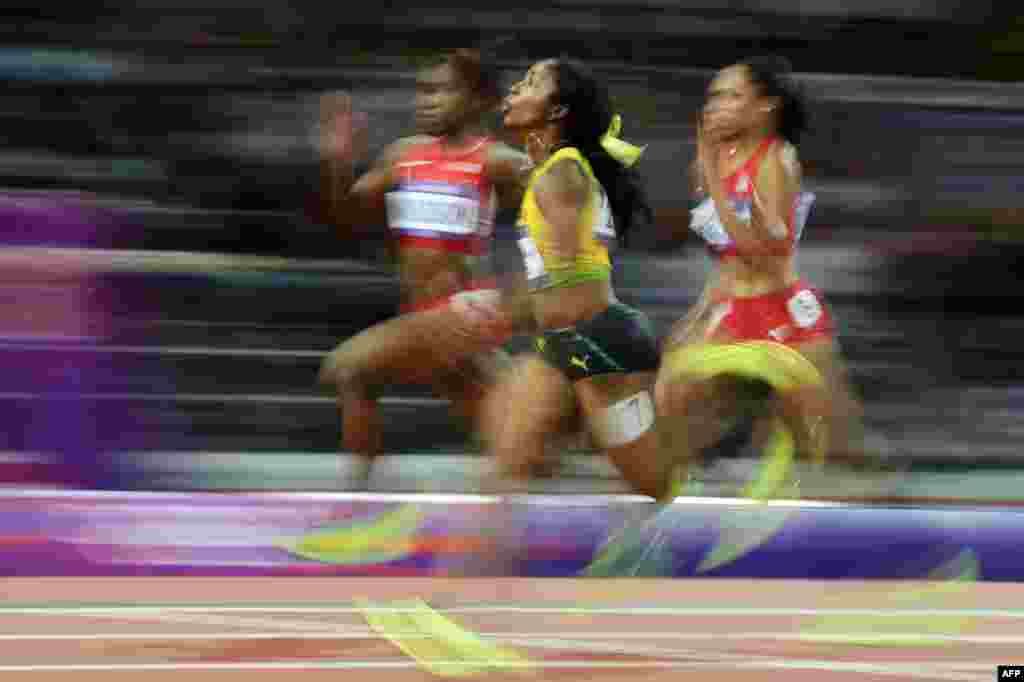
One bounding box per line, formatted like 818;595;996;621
702;64;772;141
501;59;559;131
414;61;474;136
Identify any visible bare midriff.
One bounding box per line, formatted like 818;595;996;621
530;278;615;330
397;246;480;307
714;250;800;299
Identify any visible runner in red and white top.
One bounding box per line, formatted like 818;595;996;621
317;49;533;487
656;56;869;492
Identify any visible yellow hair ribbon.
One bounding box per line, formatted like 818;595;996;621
600;114;645;167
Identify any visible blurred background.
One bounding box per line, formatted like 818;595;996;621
1;0;1020;500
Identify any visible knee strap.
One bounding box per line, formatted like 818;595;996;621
591;390;656;449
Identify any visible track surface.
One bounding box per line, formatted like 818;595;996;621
0;578;1018;681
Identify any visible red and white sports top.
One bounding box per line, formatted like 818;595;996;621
385;137;497;256
689;136;815;259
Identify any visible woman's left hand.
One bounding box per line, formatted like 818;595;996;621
694;115;721;190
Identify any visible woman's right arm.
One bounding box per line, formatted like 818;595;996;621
318;92;410;235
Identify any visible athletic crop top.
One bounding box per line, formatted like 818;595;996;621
689;136;815;258
516;147;614;291
385;137;497;255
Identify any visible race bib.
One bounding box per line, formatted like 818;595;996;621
386;191;478;235
517;235;546;281
689;198;734;247
792;191;816;241
592;191;616;244
786;289;823;329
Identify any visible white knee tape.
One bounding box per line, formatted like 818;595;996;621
591;390;655;449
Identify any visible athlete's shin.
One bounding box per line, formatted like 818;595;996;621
492;420;550;487
340;389;382;459
822;390;870;467
772;389;826;463
608;429;672;500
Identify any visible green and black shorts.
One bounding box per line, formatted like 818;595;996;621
534;302;660;382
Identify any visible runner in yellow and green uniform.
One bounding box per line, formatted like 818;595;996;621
479;58;670;500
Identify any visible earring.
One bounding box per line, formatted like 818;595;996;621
526;132;549;157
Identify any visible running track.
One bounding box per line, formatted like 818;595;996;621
0;578;1018;681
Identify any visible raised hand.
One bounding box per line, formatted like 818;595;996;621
319;91;368;162
694;113;720;184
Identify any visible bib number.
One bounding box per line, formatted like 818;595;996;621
689;198;733;247
386;191;478;235
786;290;823;329
517;236;546;281
593;192;616;244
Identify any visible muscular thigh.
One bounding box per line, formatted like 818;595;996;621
575;371;673;498
490;355;576;440
791;337;863;427
327;305;501;386
793;338;848;387
431;347;513;409
576;372;653;410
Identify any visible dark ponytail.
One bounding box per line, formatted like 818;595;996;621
551;59;652;248
742;55;808;146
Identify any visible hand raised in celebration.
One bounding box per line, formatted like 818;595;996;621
318;91;368;162
694;113;722;194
